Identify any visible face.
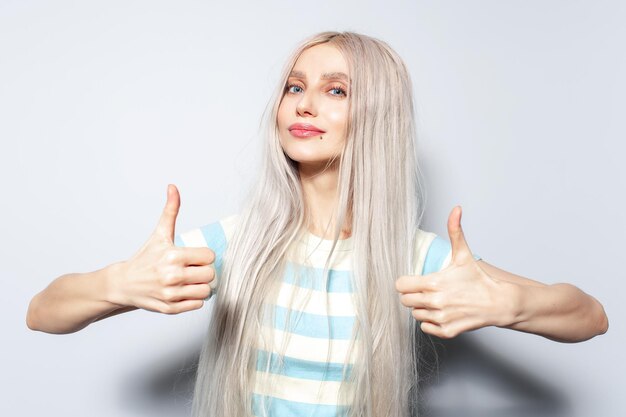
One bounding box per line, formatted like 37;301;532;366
277;43;350;173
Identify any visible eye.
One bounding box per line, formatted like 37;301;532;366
329;85;348;97
286;84;303;94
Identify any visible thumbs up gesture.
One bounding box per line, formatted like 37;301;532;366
395;206;508;338
108;185;215;314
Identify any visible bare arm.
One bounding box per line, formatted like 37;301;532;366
26;185;214;335
477;260;608;342
26;262;138;334
397;206;608;342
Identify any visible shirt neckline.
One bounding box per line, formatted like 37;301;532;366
298;230;354;251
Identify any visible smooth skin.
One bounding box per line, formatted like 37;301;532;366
27;43;609;342
277;43;352;239
275;43;608;343
395;206;609;342
26;184;214;334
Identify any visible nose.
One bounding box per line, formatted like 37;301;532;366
296;89;317;117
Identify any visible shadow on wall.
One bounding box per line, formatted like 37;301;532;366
417;334;570;417
119;334;570;417
120;345;199;417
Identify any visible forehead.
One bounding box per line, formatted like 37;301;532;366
290;44;349;80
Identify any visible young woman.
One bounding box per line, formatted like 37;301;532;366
27;31;608;417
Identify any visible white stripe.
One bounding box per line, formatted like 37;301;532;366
287;242;353;271
253;371;354;406
257;326;358;365
220;213;240;242
275;283;355;317
441;252;452;271
413;229;435;275
180;229;208;248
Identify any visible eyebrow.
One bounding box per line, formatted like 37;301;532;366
289;70;350;82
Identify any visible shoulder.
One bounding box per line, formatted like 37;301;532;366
413;228;482;275
174;213;240;249
413;229;452;275
220;213;241;242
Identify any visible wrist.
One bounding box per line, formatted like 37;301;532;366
493;280;525;329
103;261;129;307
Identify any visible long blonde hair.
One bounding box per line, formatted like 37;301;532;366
192;31;429;417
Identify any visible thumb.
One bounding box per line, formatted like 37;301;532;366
447;205;473;264
154;184;180;242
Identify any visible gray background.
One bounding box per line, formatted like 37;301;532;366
2;1;623;416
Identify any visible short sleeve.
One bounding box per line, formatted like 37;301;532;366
174;220;229;299
421;235;482;275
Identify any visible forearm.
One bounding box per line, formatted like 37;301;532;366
501;282;609;343
26;262;135;334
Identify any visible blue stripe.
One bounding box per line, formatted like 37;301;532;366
422;235;481;274
252;393;349;417
255;349;352;382
270;305;355;340
174;234;185;247
422;235;451;275
283;263;353;293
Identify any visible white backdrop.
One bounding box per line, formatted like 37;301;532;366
2;1;623;416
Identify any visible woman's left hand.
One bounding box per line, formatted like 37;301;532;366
395;206;515;339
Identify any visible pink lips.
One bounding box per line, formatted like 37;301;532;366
288;123;325;138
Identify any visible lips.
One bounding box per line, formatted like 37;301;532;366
288;123;326;138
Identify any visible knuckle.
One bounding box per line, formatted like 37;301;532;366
161;268;181;286
435;311;447;324
440;326;456;339
160;304;176;315
169;304;184;315
160;288;175;302
430;294;444;309
164;249;181;265
429;275;440;290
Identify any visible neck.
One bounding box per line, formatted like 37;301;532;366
298;162;352;240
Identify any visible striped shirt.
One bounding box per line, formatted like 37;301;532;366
174;214;481;417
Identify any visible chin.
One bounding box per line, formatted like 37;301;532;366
296;158;341;173
279;141;341;168
281;146;319;162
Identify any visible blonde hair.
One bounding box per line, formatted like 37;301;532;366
192;31;430;417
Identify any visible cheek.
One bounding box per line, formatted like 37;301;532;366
326;106;349;133
276;105;289;147
276;105;286;129
277;96;293;126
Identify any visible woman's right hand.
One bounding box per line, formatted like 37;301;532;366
109;184;215;314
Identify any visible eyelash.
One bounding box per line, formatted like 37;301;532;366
285;83;348;97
